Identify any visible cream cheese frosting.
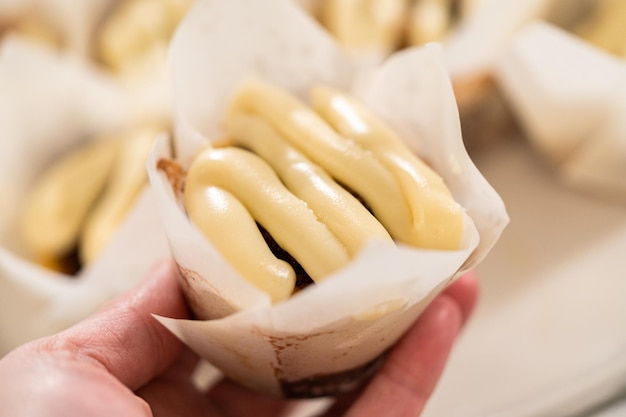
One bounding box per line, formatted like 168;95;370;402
184;79;464;302
96;0;195;74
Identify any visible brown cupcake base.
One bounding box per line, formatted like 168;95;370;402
279;354;387;399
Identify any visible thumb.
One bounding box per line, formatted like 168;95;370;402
37;259;190;390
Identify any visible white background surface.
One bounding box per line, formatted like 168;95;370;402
423;137;626;417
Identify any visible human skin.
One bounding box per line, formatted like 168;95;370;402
0;260;478;417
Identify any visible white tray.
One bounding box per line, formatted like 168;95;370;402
423;137;626;417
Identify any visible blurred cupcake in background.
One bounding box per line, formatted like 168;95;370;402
94;0;195;76
17;121;167;275
301;0;626;156
0;5;179;353
547;0;626;58
0;0;111;54
300;0;489;59
0;0;197;122
296;0;528;153
494;20;626;205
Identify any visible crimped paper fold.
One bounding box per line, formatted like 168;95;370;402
149;0;508;397
0;39;170;355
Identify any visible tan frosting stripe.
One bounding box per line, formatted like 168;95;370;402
97;0;195;72
226;79;415;246
407;0;452;46
19;122;166;271
184;147;352;300
187;79;464;300
310;86;464;250
80;123;165;264
19;138;121;258
185;183;296;302
226;113;394;256
319;0;407;52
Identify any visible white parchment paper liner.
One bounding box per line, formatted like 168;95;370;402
494;22;626;204
0;38;170;355
148;0;508;397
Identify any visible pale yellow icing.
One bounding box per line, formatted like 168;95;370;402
97;0;195;72
19;122;166;272
407;0;452;46
20;139;120;259
226;80;413;246
318;0;407;52
226;114;394;257
185;147;352;302
80;123;165;264
184;177;297;303
310;86;464;250
227;79;464;249
185;80;463;301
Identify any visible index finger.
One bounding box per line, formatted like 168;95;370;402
326;272;479;417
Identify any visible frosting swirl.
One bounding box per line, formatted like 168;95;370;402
184;80;464;302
